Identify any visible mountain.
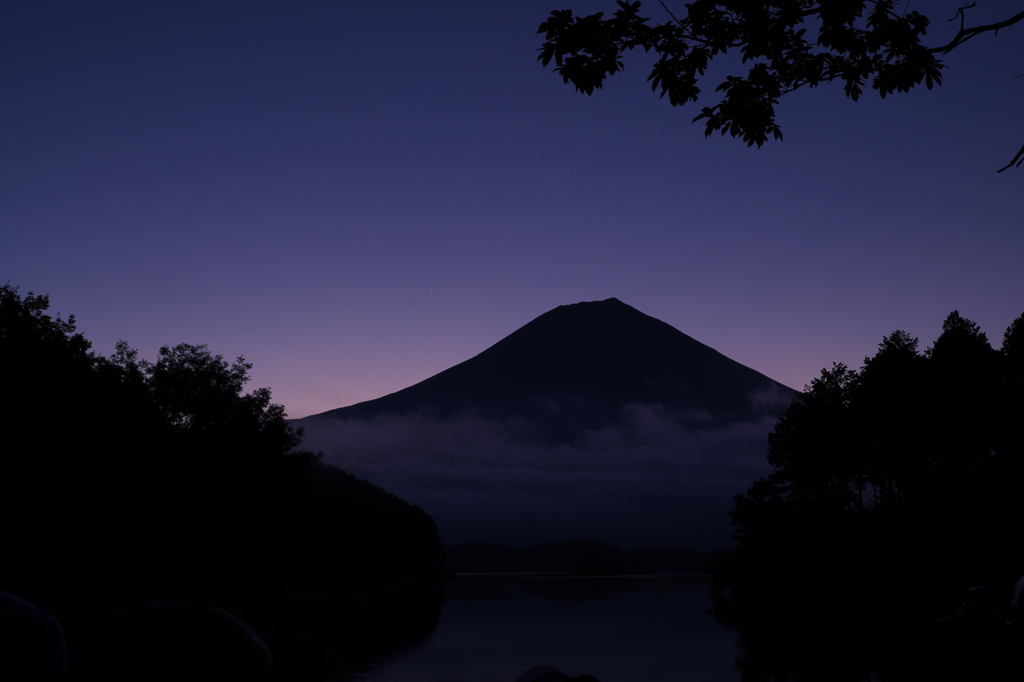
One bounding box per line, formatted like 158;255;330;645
293;299;796;549
300;298;791;440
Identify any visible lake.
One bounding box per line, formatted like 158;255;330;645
342;574;741;682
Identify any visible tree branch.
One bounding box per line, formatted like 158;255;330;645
949;3;976;32
658;0;684;28
929;9;1024;54
996;141;1024;173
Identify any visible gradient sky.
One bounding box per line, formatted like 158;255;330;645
4;1;1023;419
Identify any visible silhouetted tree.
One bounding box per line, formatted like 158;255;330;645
0;285;321;619
538;1;1024;171
1000;312;1024;459
921;311;1001;490
731;310;1012;537
767;362;864;509
126;342;322;600
730;362;864;577
1;285;141;612
1004;311;1024;363
731;362;863;546
716;309;1024;681
722;308;1024;641
855;330;927;507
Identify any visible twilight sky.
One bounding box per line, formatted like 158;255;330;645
4;1;1023;420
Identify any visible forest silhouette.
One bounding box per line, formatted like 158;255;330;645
0;284;443;676
715;308;1024;679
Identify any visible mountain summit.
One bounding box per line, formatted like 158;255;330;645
304;298;790;441
295;299;794;548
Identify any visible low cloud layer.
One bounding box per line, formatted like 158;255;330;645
299;401;778;549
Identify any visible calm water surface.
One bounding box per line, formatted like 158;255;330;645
355;574;740;682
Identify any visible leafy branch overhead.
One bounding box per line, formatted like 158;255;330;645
538;1;1024;171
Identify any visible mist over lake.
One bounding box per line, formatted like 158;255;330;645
295;299;793;548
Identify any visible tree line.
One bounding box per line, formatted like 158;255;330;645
716;307;1024;647
710;308;1024;678
732;308;1023;538
0;284;442;638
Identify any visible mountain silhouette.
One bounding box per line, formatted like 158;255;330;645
299;298;791;441
293;299;795;548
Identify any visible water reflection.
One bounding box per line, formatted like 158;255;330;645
268;581;443;681
273;574;1024;682
360;575;739;682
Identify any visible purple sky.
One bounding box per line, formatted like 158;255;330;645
4;1;1023;419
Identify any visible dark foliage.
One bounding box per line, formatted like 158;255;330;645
294;463;444;580
716;307;1024;678
0;284;442;639
538;1;1024;171
0;285;320;618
